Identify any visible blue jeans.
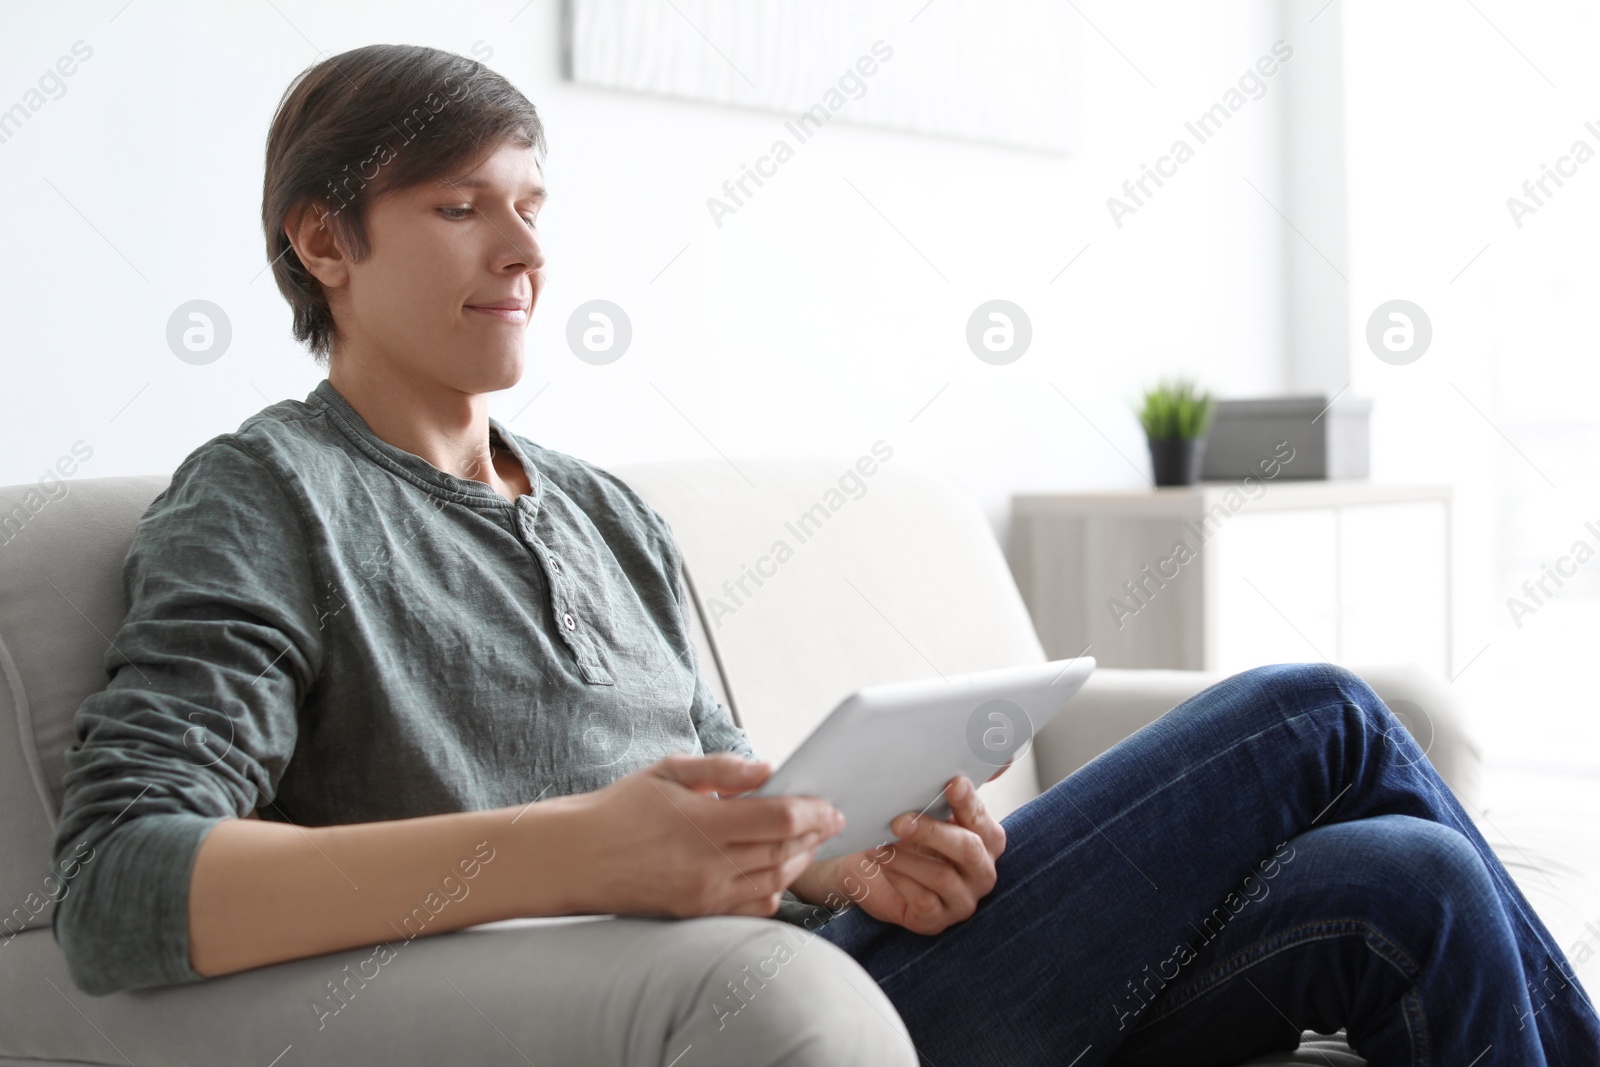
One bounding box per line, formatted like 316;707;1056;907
816;662;1600;1066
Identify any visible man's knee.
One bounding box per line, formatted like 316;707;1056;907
1228;661;1368;700
1221;662;1387;728
676;918;919;1067
1307;815;1498;922
1377;816;1497;906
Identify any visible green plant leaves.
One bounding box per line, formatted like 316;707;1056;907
1135;378;1215;441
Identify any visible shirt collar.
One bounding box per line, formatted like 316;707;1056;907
308;378;542;509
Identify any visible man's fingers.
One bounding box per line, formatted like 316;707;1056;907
726;893;786;917
882;866;947;924
650;758;841;842
878;826;986;929
720;846;819;913
893;809;992;879
719;795;845;845
720;829;827;873
945;775;1007;858
654;752;772;794
874;840;967;900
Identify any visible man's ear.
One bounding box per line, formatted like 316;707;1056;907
285;197;349;291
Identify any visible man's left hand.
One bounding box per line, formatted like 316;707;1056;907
789;773;1006;936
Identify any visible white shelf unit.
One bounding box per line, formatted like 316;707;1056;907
1010;481;1453;677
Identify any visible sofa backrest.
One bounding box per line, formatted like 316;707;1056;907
0;475;172;935
608;455;1047;817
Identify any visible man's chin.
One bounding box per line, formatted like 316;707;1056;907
443;351;525;397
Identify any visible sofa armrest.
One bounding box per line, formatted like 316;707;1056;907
1030;663;1484;811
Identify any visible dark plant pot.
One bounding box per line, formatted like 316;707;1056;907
1147;436;1207;487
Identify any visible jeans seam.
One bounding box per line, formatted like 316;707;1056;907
871;698;1361;989
1403;985;1429;1067
1129;917;1428;1065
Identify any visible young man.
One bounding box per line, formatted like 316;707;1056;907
52;44;1598;1067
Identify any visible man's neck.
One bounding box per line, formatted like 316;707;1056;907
327;354;498;486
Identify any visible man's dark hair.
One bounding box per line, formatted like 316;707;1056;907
262;44;546;366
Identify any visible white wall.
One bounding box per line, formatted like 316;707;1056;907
1342;0;1600;770
1;0;1299;557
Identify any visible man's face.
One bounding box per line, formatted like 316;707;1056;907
329;139;547;394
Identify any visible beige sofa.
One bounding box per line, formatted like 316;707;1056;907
0;456;1591;1065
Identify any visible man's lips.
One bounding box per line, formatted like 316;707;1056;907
466;302;528;323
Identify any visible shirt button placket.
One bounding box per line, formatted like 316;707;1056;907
517;497;598;678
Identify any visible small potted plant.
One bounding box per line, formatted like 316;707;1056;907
1134;378;1216;487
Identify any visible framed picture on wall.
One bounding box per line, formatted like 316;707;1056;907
563;0;1082;155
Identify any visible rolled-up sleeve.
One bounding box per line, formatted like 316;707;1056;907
50;440;324;995
688;661;757;760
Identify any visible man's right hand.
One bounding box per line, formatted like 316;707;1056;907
566;752;846;919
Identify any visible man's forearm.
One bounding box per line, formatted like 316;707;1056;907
188;795;589;978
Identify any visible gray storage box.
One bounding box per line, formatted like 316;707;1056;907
1199;395;1372;481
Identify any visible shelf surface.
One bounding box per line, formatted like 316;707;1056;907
1013;480;1452;518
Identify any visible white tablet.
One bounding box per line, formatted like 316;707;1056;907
746;656;1095;860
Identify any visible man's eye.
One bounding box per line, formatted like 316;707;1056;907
440;206;537;228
